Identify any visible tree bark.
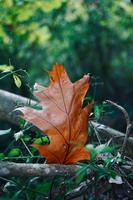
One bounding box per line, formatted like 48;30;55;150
0;89;36;124
0;161;132;178
0;161;79;177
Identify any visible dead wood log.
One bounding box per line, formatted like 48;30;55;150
0;161;79;177
0;89;36;124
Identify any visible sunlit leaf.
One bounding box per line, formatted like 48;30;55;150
0;65;14;72
13;74;22;88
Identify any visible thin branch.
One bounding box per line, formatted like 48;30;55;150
105;100;131;126
90;121;101;144
65;179;91;200
90;121;133;146
105;100;132;157
20;138;33;157
121;124;132;157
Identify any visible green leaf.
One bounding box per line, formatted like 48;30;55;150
86;144;97;160
31;103;42;110
108;170;118;179
35;181;51;194
76;165;87;184
127;170;133;179
33;136;49;144
8;148;21;157
19;118;26;128
31;147;38;153
95;144;113;154
23;136;31;142
0;153;5;160
0;65;14;72
13;74;22;88
11;190;23;200
90;148;97;160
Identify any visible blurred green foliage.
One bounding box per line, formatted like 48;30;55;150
0;0;133;109
0;2;132;198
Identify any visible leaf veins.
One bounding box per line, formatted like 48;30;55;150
19;64;93;164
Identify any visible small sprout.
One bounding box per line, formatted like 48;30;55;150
14;131;24;141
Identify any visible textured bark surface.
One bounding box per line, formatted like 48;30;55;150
0;161;79;177
0;89;36;124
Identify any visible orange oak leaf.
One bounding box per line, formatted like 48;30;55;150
19;64;93;164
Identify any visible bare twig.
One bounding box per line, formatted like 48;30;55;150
65;179;91;200
90;121;133;152
105;100;132;157
90;121;101;144
121;124;132;157
105;100;131;126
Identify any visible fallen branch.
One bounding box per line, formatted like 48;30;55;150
0;89;36;125
0;162;79;177
91;121;133;156
0;89;133;155
91;121;133;146
0;160;132;178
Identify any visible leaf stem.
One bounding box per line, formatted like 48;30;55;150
20;138;33;157
0;69;26;80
